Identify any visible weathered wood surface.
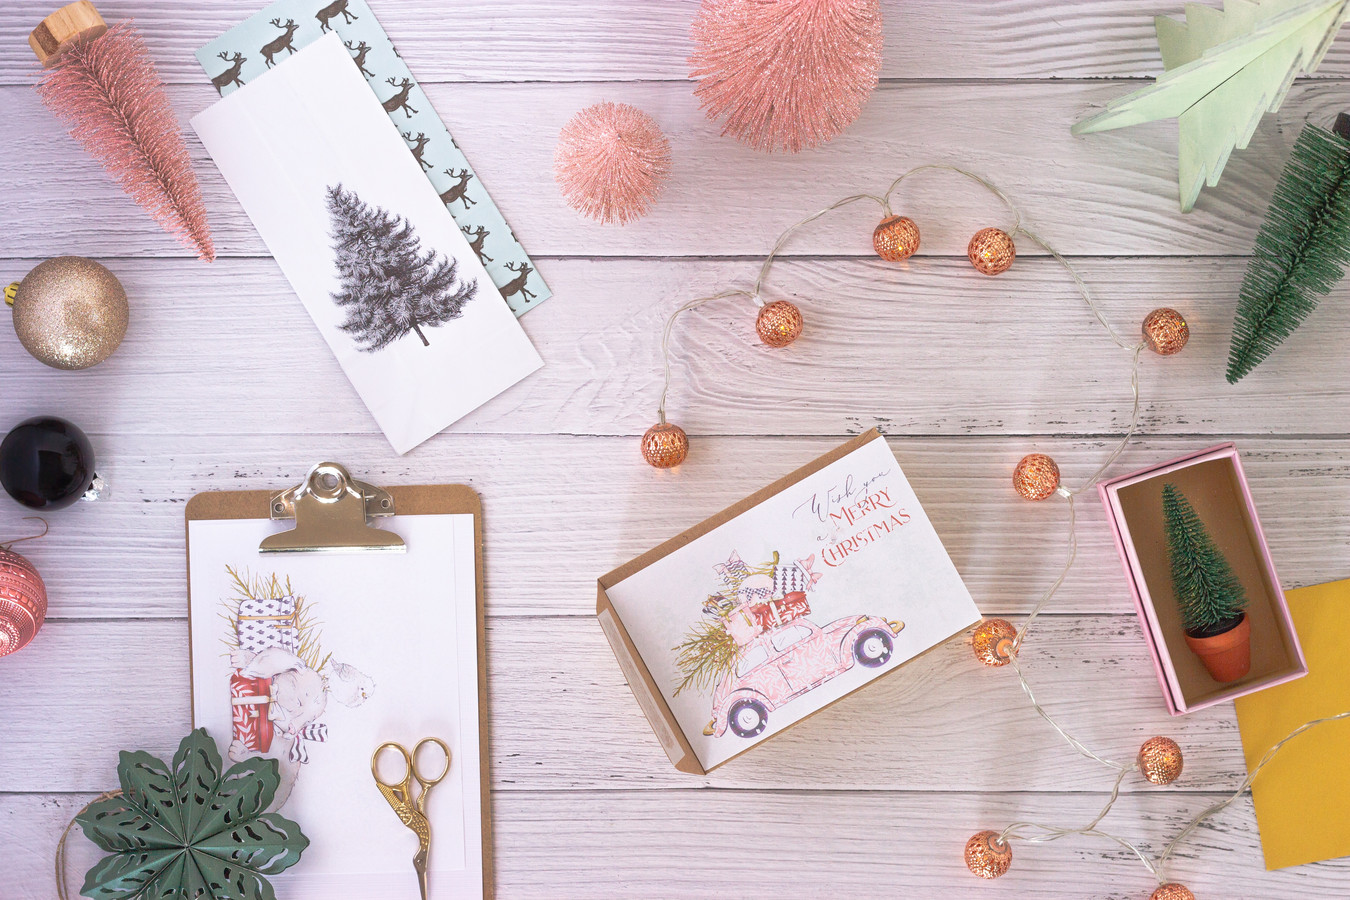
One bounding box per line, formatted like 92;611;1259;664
5;80;1350;259
0;615;1280;795
0;435;1345;621
8;790;1350;900
8;0;1350;84
0;259;1344;440
3;0;1348;896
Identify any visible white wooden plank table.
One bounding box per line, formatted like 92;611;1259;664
2;2;1348;897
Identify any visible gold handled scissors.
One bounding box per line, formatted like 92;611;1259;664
372;737;451;900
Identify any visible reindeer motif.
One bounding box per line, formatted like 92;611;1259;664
316;0;358;32
382;77;418;118
438;169;476;209
462;225;492;264
401;131;432;171
500;262;536;303
211;51;246;95
260;19;299;68
344;40;373;78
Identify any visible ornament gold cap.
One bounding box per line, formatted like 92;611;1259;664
4;283;18;306
30;1;107;67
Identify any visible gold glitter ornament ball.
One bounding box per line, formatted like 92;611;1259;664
873;215;920;261
1142;308;1190;356
968;227;1015;275
756;300;803;348
1149;884;1195;900
1138;736;1184;786
642;422;688;468
964;831;1012;879
8;256;127;369
972;618;1017;666
1013;453;1060;501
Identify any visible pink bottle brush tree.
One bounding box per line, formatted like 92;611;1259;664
31;1;214;261
689;0;883;153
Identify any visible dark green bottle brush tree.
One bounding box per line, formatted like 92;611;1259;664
1161;483;1248;637
1227;114;1350;383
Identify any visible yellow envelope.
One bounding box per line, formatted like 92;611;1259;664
1234;578;1350;870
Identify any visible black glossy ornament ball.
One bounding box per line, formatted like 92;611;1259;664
0;416;96;510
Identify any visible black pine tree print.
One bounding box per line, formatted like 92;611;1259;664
326;184;477;351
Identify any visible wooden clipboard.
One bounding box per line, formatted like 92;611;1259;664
184;462;494;899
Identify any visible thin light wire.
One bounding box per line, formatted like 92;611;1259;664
657;289;753;423
646;165;1350;889
1153;709;1350;879
754;193;885;299
990;710;1350;886
1009;648;1127;771
655;164;1148;770
999;765;1158;876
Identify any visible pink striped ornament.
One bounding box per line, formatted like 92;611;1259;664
0;548;47;657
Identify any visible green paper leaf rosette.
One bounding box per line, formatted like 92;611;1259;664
74;728;308;900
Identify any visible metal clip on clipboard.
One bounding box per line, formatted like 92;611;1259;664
259;461;406;553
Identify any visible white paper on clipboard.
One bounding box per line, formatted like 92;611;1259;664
187;512;485;899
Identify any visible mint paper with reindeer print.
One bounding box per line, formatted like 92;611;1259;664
197;0;550;315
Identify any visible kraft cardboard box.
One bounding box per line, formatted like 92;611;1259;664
597;430;980;774
1098;443;1306;714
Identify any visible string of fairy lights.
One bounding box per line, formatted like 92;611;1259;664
641;165;1345;900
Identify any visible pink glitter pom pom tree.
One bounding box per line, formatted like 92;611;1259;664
689;0;883;153
554;101;672;225
35;19;214;261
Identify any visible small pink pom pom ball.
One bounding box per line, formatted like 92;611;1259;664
554;101;672;224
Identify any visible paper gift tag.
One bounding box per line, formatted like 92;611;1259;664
194;34;541;454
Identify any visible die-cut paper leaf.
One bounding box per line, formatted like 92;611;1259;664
171;726;223;842
76;728;308;900
189;755;276;845
193;813;310;875
79;848;181;900
191;850;277;900
77;795;182;853
116;750;183;841
138;853;190;900
1072;0;1350;211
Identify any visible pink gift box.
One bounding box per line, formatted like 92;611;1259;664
1098;443;1307;715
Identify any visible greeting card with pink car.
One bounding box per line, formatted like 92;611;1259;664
605;433;981;770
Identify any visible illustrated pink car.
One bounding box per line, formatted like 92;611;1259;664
703;615;906;739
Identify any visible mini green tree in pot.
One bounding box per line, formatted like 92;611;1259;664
1162;483;1251;682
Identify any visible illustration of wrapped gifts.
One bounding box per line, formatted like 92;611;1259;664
679;551;905;740
230;593;301;754
221;567;374;773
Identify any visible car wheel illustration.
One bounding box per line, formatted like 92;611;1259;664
728;698;768;738
854;628;893;668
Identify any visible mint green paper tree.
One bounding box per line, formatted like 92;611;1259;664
1073;0;1350;212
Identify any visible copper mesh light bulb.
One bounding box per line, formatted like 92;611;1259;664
873;215;920;261
1138;736;1184;786
641;422;688;468
964;830;1011;879
1142;308;1190;355
968;227;1015;275
1013;454;1060;501
972;618;1017;666
755;300;803;347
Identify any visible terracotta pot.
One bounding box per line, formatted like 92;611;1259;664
1184;613;1251;683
